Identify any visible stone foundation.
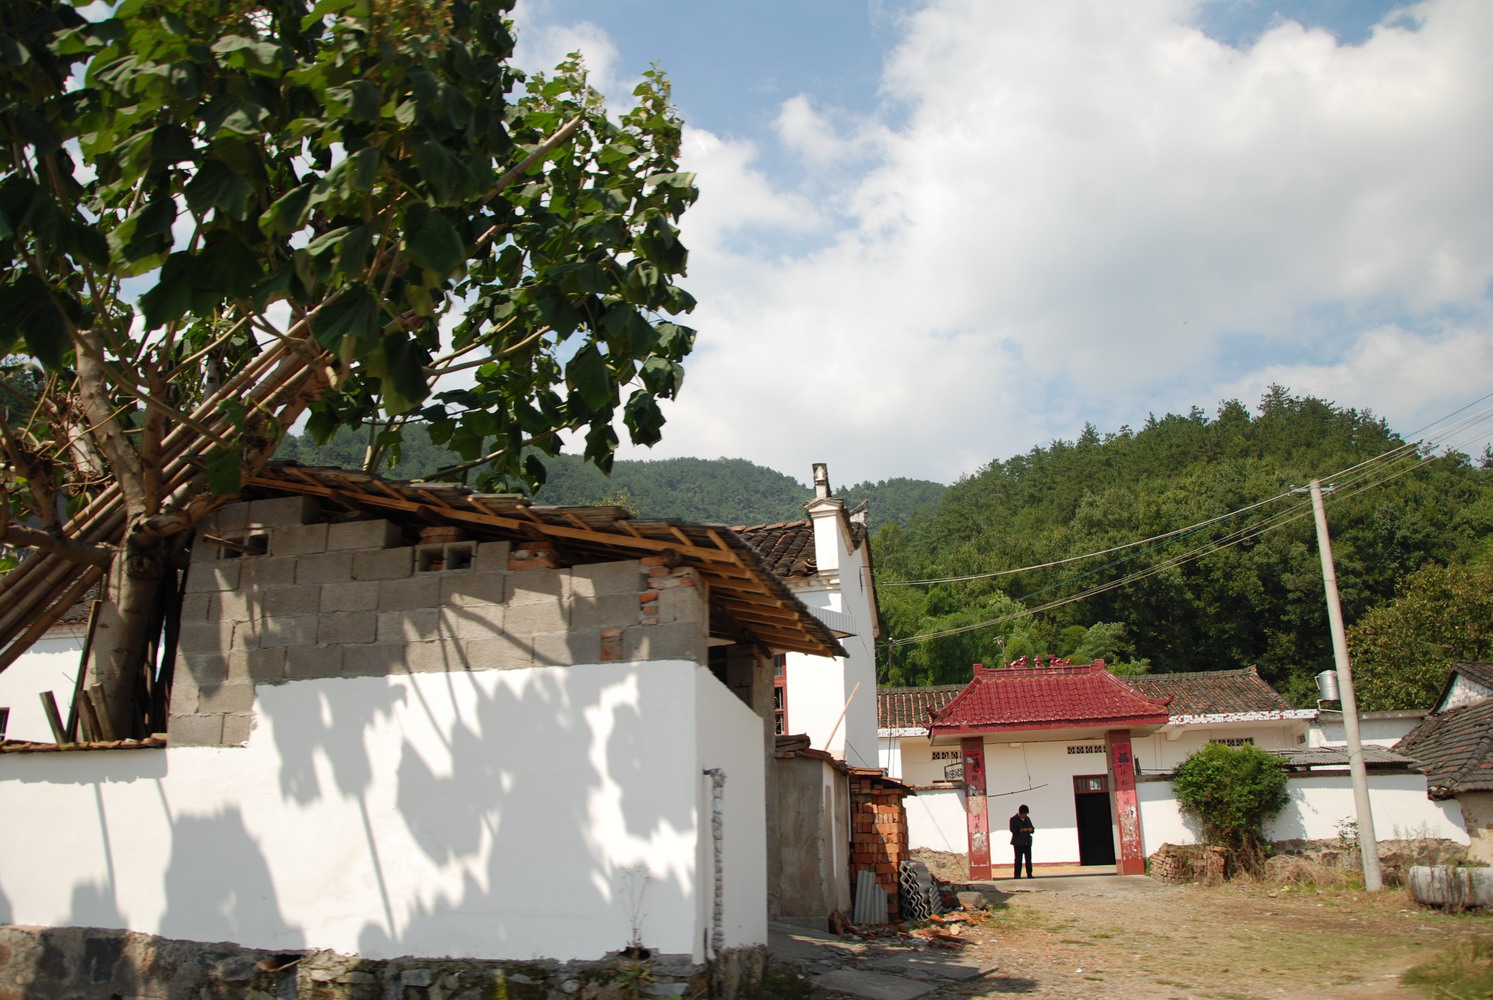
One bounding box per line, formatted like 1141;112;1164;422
0;925;766;1000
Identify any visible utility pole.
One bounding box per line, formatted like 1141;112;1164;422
1307;479;1382;891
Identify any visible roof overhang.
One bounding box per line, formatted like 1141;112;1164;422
928;718;1168;743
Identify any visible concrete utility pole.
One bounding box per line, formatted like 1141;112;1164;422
1308;479;1382;892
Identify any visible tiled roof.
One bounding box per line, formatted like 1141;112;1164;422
1127;667;1290;716
1395;698;1493;799
878;686;963;729
1267;746;1417;768
1434;661;1493;711
735;521;816;579
929;661;1172;734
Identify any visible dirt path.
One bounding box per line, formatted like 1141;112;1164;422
829;876;1491;1000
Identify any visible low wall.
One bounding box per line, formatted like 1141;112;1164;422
0;662;745;965
1138;772;1469;855
905;786;967;853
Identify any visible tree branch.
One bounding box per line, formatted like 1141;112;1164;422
1;523;115;567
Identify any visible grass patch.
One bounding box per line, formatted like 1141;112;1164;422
1403;937;1493;999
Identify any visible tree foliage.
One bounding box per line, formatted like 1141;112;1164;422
1350;563;1493;711
1171;741;1289;871
0;0;698;735
875;389;1493;698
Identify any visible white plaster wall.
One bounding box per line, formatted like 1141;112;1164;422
0;629;85;741
982;740;1103;866
1309;716;1423;748
782;578;877;769
1132;723;1305;773
694;668;768;952
905;787;967;853
877;737;903;780
1138;775;1469;855
0;660;747;963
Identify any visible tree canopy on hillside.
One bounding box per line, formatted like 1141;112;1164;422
876;389;1493;702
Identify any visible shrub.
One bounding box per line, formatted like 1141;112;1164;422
1171;742;1289;874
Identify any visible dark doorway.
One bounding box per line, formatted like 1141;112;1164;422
1073;775;1116;866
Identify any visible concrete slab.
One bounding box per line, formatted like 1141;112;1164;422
864;952;996;981
810;969;939;1000
767;922;859;965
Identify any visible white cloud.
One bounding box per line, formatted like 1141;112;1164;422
510;8;624;97
528;0;1493;484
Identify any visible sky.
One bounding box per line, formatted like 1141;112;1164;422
509;0;1493;488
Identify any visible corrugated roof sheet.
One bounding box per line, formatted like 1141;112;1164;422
878;685;963;729
929;662;1172;734
1396;697;1493;799
1127;667;1290;716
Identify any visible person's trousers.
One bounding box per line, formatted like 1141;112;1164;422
1013;844;1033;877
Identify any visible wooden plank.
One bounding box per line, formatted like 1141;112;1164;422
38;691;66;743
87;684;118;741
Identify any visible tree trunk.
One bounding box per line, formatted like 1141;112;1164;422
91;530;174;740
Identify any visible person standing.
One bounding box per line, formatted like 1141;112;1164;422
1009;804;1035;878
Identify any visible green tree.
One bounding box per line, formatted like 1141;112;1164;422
1171;742;1289;873
0;0;696;736
1350;563;1493;711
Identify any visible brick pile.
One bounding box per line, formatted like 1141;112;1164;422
849;773;912;922
1147;843;1229;885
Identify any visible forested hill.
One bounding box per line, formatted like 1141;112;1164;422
873;389;1493;708
274;425;944;530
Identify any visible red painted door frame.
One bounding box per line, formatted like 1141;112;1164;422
1106;729;1146;875
961;736;991;879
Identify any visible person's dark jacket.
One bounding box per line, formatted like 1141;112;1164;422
1009;811;1034;847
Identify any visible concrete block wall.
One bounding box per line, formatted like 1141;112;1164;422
171;500;709;747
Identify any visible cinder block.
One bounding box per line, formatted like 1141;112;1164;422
180;651;229;687
624;621;706;664
221;713;254;746
169;677;199;714
321;580;379;613
378;576;441;612
655;586;705;624
178;621;236;655
572;593;642;629
318;611;377;645
169;713;224;747
179;592;212;623
286;644;344;679
240;556;298;589
295;551;355;586
203;502;250;534
258;615;319;648
197;680;255;714
571;560;646;598
405;640;464;673
455;634;533;670
260;585;324;620
443;603;505;640
210;590;256;623
441;570;507;607
327;518;404;550
272;522;329;557
232;620;264;650
352;547;413;582
341;644;403;677
505;568;568;605
471;541;512;572
183;560;240;594
247;495;320;527
533;628;601;666
503;599;568;635
379;608;443;643
229;647;286;683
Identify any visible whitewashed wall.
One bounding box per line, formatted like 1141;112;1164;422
0;660;760;963
1132;722;1306;773
694;670;767;951
904;787;967;854
1309;715;1423;748
1138;774;1468;855
0;629;84;742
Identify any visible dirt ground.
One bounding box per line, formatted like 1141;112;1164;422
829;855;1493;1000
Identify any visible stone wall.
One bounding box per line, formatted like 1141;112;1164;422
169;498;706;747
0;924;766;1000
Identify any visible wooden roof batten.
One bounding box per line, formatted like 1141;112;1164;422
242;463;846;660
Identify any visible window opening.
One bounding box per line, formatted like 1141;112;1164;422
773;654;788;735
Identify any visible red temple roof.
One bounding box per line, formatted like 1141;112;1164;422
928;660;1173;735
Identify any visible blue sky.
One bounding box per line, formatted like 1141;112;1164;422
511;0;1493;486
